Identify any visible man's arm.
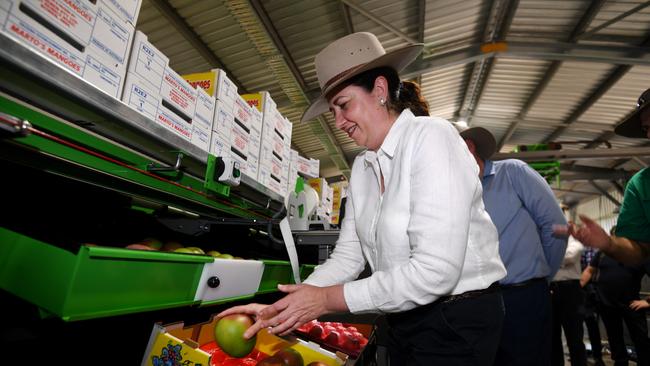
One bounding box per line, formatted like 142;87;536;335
602;236;650;265
510;161;568;278
580;265;594;287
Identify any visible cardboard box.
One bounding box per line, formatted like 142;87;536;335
127;30;169;90
142;323;211;366
309;158;320;178
191;87;215;152
160;67;197;123
122;71;159;121
258;163;284;197
157;103;192;141
209;133;230;158
242;91;276;115
183;69;238;111
229;125;250;163
212;98;233;140
103;0;141;25
142;320;346;366
2;0;135;98
123;70;197;144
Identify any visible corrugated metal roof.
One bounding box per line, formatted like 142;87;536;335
136;0;650;206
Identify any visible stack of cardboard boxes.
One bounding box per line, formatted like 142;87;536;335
243;92;292;197
2;0;325;200
1;0;142;99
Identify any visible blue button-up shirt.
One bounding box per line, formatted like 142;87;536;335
482;159;567;285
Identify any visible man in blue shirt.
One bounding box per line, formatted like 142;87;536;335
455;123;568;366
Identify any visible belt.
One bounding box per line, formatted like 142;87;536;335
436;281;501;305
500;277;546;289
387;282;501;324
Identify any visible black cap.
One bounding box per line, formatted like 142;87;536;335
613;88;650;138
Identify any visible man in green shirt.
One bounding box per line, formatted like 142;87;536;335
557;89;650;264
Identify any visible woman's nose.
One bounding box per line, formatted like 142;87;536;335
334;111;345;129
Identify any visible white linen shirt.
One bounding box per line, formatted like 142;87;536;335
304;109;506;313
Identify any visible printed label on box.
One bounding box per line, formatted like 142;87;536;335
21;0;94;46
157;104;192;141
103;0;141;25
160;68;197;121
128;30;168;90
213;99;233;140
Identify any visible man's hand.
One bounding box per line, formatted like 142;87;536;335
629;299;650;311
565;215;612;250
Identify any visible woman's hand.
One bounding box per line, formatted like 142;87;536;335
241;284;346;338
216;303;269;320
629;299;650;311
216;303;277;340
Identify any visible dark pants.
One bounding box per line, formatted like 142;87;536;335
599;303;650;366
550;280;587;366
494;278;552;366
583;283;603;361
386;290;504;365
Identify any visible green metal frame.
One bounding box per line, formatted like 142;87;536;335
0;95;270;220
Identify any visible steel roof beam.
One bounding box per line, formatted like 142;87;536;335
544;66;631;143
552;187;600;196
245;0;351;177
610;180;625;196
340;2;354;35
458;0;518;124
148;0;246;92
497;0;606;149
249;0;307;91
544;34;650;143
590;181;621;207
561;172;633;181
493;146;650;162
577;1;650;41
401;41;650;81
341;0;418;44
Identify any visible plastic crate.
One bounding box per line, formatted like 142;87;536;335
0;227;210;321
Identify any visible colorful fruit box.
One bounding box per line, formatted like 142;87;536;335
142;314;347;366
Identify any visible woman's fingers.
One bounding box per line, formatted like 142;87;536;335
216;303;264;318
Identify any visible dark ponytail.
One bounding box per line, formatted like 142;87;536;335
393;81;429;116
343;66;429;116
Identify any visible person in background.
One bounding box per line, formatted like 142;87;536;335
581;226;650;366
557;89;650;264
219;32;507;365
550;233;587;366
455;123;568;366
580;246;606;366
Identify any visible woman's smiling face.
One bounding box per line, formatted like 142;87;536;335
328;77;391;151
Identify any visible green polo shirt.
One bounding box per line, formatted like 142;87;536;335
616;167;650;242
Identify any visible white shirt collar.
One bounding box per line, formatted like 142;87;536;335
363;109;414;165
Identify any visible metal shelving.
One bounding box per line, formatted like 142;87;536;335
0;32;303;324
0;32;284;217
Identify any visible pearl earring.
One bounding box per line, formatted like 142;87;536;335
379;98;386;106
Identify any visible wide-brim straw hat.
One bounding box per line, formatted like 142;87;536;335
453;123;497;160
614;88;650;138
301;32;423;122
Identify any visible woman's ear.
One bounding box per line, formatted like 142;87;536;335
373;75;389;101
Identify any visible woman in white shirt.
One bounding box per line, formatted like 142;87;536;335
219;32;507;365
